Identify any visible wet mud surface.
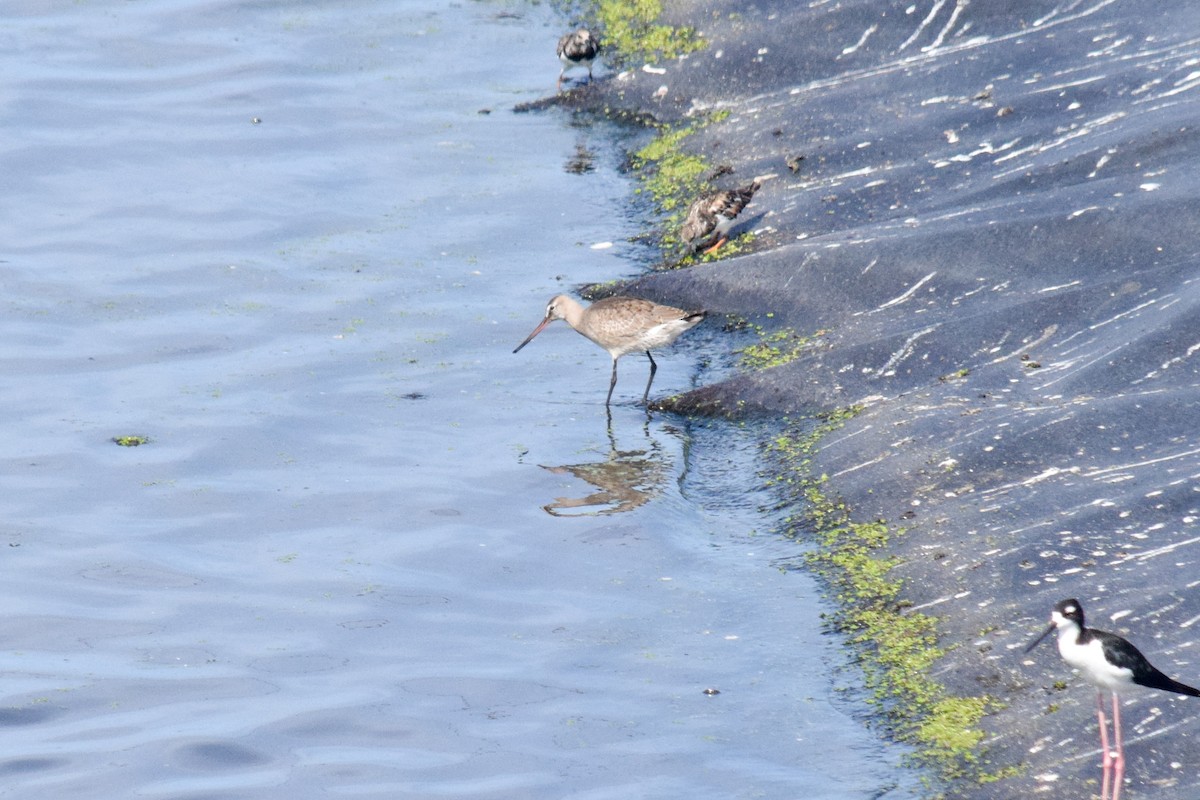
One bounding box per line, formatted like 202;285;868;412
565;0;1200;796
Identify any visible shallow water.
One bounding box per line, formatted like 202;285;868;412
1;1;917;797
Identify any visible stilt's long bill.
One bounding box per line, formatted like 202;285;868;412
513;294;705;407
1025;598;1200;800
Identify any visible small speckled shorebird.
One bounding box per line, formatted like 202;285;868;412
557;29;600;90
681;179;762;254
1026;598;1200;800
513;294;706;406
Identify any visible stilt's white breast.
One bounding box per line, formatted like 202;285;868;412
1057;628;1134;692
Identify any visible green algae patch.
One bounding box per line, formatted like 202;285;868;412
579;278;631;301
765;411;1001;786
632;123;711;216
631;112;750;260
594;0;706;66
112;435;150;447
738;323;825;371
939;367;970;382
919;696;989;765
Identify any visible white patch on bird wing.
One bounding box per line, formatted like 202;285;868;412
1058;634;1134;692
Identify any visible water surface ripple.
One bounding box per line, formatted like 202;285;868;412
1;2;915;797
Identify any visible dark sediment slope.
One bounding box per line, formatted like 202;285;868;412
587;0;1200;797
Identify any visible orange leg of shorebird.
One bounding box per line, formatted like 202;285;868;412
701;237;728;255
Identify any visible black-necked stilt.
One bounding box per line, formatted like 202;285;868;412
556;29;600;91
513;295;706;407
1026;598;1200;800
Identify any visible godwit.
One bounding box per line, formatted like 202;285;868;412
557;29;600;91
1025;598;1200;800
513;294;706;406
681;179;762;254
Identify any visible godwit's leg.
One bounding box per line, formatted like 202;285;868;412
557;72;565;91
642;351;657;405
1096;690;1113;800
701;237;727;255
1111;693;1124;800
604;359;624;407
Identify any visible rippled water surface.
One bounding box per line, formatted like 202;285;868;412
1;2;917;797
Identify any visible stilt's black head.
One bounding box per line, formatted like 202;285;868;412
1025;598;1085;654
1054;598;1085;628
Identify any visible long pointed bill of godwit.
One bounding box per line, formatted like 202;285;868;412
513;315;554;353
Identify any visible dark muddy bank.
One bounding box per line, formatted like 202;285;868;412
552;0;1200;797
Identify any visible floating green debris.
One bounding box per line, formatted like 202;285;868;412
112;435;150;447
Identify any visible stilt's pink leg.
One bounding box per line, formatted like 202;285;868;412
1097;691;1113;800
1111;693;1125;800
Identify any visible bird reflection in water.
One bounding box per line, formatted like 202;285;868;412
540;422;670;517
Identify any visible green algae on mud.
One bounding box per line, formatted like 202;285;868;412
552;0;705;70
737;320;825;372
630;110;768;263
763;412;1013;788
631;123;711;216
592;0;706;66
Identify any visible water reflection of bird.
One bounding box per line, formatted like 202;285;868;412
557;29;600;90
513;294;706;406
541;424;667;516
681;179;763;254
1025;598;1200;800
542;448;664;516
564;140;595;174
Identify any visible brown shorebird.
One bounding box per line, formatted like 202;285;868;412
681;179;762;254
557;29;600;90
513;294;706;406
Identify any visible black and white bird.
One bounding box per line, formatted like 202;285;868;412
557;29;600;91
680;179;762;255
1026;598;1200;800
